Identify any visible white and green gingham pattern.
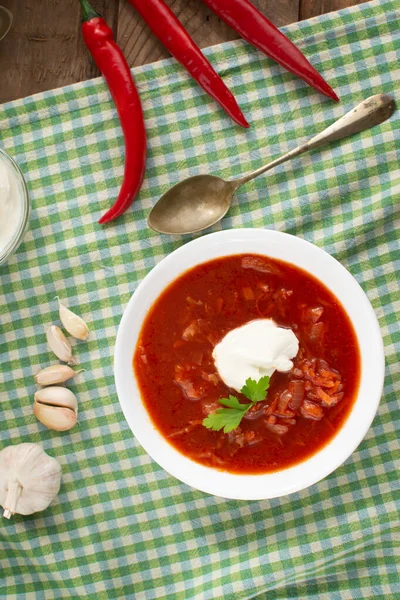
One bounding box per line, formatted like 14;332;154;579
0;0;399;597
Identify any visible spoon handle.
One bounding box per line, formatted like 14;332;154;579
235;94;395;187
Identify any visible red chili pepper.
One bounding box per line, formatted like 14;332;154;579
79;0;147;224
126;0;249;128
200;0;339;102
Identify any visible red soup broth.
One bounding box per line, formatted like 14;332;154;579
133;254;360;474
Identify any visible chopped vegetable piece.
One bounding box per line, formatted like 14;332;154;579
316;388;344;407
308;322;325;343
315;387;334;405
265;422;289;435
301;400;324;420
187;296;203;306
241;256;281;274
201;400;220;415
245;402;268;420
303;306;324;323
202;372;219;385
275;390;295;417
288;380;305;410
174;377;204;400
174;365;206;400
319;368;340;380
242;287;255;300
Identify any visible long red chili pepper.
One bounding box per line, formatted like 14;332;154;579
126;0;249;128
79;0;147;224
200;0;339;102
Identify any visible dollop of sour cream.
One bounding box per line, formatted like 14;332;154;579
0;156;22;254
213;319;299;392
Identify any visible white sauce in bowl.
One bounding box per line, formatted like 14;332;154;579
0;154;23;254
213;319;299;392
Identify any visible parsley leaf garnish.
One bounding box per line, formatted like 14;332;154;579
241;376;270;402
218;395;247;409
202;377;270;433
202;405;248;433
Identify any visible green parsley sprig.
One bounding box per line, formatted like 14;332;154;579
202;376;270;433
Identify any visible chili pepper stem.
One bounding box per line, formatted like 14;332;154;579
79;0;99;22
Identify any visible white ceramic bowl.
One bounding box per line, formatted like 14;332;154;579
0;149;30;266
115;229;384;500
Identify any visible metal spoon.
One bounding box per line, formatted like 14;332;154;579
148;94;395;235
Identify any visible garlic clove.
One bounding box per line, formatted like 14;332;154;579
34;403;77;431
58;300;89;341
46;325;75;364
34;386;78;410
0;443;61;518
34;386;78;431
35;365;82;386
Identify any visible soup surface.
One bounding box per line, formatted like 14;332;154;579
134;254;360;474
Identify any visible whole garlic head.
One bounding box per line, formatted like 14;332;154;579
0;443;61;519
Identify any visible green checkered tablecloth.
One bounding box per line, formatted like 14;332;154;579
0;0;399;597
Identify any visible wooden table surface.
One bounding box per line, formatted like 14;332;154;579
1;0;363;104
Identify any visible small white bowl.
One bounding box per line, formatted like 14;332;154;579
115;229;384;500
0;149;30;266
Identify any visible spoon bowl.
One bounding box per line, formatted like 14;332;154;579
148;175;236;235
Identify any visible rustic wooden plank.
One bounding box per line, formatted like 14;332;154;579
300;0;365;20
0;0;119;104
0;0;366;104
117;1;300;68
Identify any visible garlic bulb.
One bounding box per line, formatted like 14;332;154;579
46;325;75;364
34;387;78;431
0;443;61;519
58;300;89;341
35;365;82;386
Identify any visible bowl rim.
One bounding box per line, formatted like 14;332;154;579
114;228;385;499
0;148;31;266
0;6;13;42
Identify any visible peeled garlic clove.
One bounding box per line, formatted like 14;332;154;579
34;386;78;431
58;300;89;341
34;404;77;432
46;325;75;364
0;443;61;519
34;387;78;411
35;365;81;386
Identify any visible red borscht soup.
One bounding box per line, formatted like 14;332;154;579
134;254;360;474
